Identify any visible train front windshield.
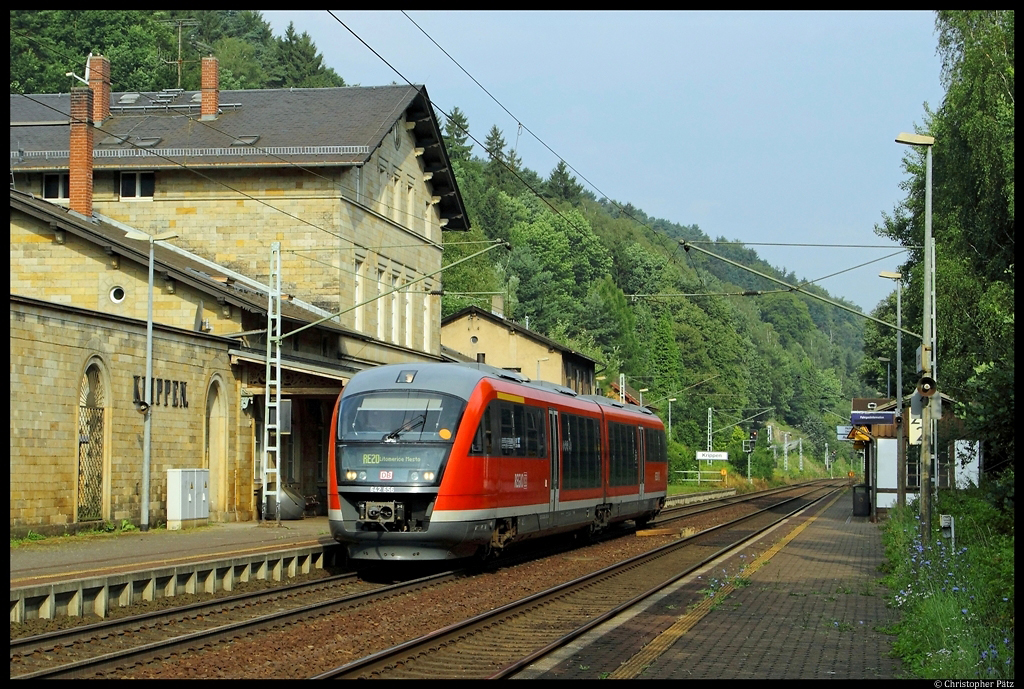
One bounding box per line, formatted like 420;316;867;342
336;391;466;483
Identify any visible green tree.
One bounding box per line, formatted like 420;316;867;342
271;22;345;88
10;10;177;93
875;10;1014;474
442;106;473;163
545;161;584;204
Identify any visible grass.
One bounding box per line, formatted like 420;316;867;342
879;469;1014;679
10;520;167;547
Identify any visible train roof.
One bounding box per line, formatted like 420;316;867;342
340;362;530;400
341;363;661;422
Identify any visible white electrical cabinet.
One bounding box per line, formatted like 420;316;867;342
167;468;210;530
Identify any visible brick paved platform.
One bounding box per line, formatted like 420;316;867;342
514;489;902;680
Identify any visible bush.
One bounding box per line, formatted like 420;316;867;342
881;486;1014;678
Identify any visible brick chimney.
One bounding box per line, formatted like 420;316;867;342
69;86;94;216
87;54;110;124
200;56;219;120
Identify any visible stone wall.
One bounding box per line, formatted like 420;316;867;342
10;298;252;535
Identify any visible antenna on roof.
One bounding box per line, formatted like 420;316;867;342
65;52;93;86
159;18;201;88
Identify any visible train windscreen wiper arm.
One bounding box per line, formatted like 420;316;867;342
382;414;425;443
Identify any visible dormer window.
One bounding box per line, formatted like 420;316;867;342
120;172;155;199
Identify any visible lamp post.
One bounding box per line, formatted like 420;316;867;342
895;131;936;542
880;270;905;507
124;230;179;532
535;357;549;381
639;388;648;408
877;357;891;399
667;398;677;439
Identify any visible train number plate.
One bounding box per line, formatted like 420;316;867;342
370;485;394;493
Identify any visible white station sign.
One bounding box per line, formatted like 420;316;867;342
696;451;729;461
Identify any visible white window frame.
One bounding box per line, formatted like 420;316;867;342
43;173;70;200
353;259;364;332
120;171;155;200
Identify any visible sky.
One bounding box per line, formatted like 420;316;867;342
261;10;945;314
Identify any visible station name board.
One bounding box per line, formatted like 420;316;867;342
850;411;894;425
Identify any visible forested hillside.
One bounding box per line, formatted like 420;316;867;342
13;10;1010;480
439;114;870;475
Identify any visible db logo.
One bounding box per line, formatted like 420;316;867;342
380;470;393;480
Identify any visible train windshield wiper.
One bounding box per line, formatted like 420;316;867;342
382;414;425;443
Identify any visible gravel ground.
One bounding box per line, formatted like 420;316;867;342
110;507;747;679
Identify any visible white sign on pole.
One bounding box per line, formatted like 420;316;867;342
836;425;853;440
696;451;729;461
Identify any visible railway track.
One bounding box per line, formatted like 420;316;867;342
9;571;451;679
10;480;842;679
318;482;842;678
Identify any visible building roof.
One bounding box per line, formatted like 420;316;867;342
10;84;468;229
441;305;597;365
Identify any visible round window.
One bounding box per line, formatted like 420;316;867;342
471;336;478;344
109;286;126;303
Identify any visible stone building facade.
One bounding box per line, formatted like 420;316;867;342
440;305;598;394
9;55;470;535
11;294;242;529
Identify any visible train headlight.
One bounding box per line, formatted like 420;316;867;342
423;471;436;482
358;471;367;481
345;470;358;481
409;471;420;481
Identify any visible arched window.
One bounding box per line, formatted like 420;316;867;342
78;361;107;522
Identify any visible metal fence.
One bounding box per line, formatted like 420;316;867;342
674;470;724;486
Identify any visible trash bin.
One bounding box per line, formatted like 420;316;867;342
852;484;870;517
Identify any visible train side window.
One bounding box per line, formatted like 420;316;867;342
498;402;527;456
609;422;638;486
561;414;576;489
586;417;599;487
525;405;545;458
470;402;494;455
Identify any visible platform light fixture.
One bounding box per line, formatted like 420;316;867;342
124;229;179;531
895;131;936;542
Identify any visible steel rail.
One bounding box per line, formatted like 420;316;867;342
314;483;840;679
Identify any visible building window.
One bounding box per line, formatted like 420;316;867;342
109;286;126;304
405;280;413;349
391;274;400;344
376;268;386;340
120;172;155;199
423;285;432;352
43;173;70;199
353;259;364;332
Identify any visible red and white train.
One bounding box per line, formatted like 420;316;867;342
327;362;668;561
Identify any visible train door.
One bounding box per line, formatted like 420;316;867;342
637;426;645;498
548;409;560;513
